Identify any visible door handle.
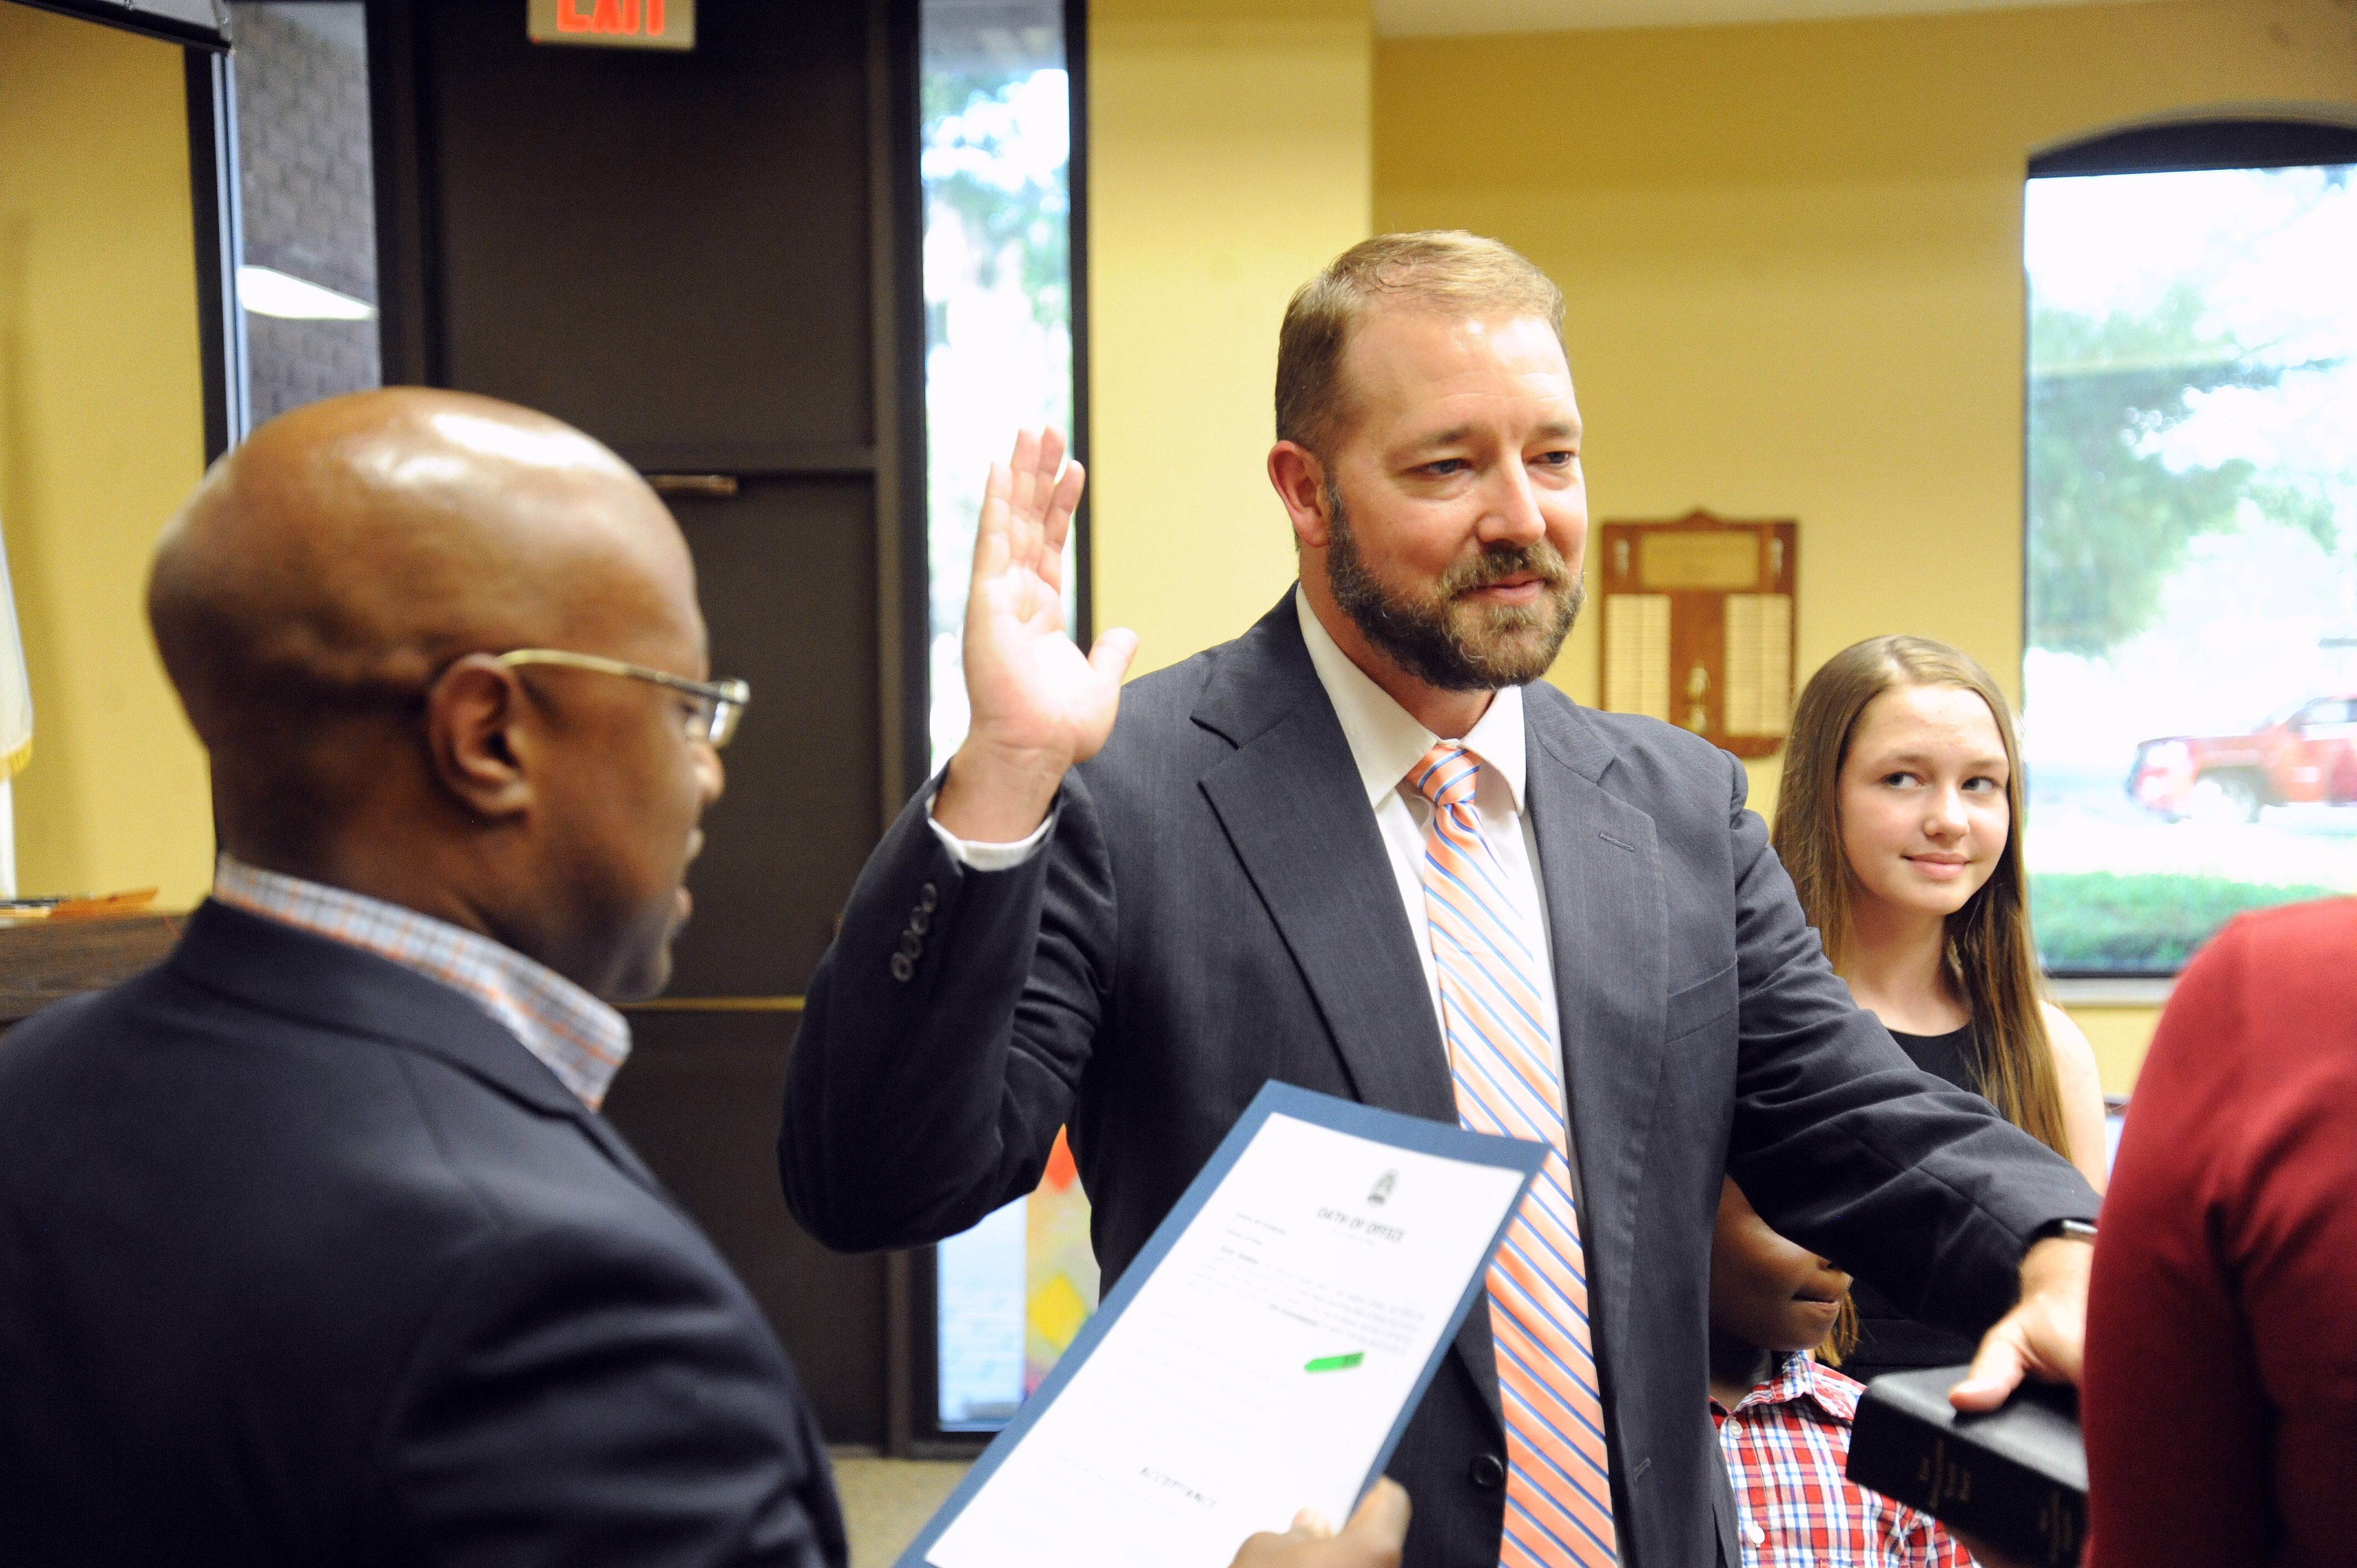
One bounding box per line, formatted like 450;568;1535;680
646;473;740;498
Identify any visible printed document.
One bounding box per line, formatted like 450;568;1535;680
922;1106;1533;1568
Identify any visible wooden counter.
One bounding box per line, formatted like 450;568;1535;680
0;914;185;1029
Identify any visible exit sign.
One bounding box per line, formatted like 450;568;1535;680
528;0;694;50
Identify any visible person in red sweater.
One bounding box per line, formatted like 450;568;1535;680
2085;896;2357;1567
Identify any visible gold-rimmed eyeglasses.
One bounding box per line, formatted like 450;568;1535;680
495;649;750;747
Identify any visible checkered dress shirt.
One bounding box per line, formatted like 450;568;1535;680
212;855;631;1110
1713;1352;1974;1568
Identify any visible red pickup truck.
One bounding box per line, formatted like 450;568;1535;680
2127;695;2357;822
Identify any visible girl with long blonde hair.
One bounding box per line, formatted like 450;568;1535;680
1773;635;2105;1381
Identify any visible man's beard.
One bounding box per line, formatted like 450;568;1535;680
1323;478;1584;693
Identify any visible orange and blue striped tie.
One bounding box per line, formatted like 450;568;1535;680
1409;741;1617;1568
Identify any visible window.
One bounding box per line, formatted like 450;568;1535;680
920;0;1083;771
225;3;382;426
2023;121;2357;976
920;0;1093;1433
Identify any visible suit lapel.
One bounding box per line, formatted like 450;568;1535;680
568;1104;665;1192
1524;693;1670;1409
1193;606;1674;1437
1193;601;1455;1125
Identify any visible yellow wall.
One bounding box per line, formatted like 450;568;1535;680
1088;0;1372;676
1374;0;2357;1089
2075;1005;2166;1103
0;4;214;906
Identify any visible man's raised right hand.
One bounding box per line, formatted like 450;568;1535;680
933;426;1139;844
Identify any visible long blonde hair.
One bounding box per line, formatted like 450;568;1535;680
1772;636;2070;1159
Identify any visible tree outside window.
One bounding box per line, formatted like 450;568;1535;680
2024;154;2357;974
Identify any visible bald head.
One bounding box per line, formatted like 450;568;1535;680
148;389;712;924
152;389;691;754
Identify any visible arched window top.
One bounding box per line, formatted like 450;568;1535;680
2031;114;2357;178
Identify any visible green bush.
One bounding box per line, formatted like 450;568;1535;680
2032;872;2344;974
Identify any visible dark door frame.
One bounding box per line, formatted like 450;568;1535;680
361;0;932;829
365;0;932;1452
183;0;1093;1455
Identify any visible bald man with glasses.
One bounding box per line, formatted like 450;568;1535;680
0;388;816;1566
0;389;1408;1568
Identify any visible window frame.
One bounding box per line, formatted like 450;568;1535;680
906;0;1090;1454
185;47;250;463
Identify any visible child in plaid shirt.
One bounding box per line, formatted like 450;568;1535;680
1708;1179;1974;1568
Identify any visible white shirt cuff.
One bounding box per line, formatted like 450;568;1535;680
925;796;1052;871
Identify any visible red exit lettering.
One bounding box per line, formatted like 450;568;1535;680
555;0;668;37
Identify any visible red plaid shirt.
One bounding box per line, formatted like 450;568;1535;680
1712;1352;1974;1568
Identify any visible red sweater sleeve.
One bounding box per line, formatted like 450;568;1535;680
2085;899;2357;1568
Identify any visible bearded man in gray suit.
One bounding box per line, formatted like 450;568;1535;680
781;232;2097;1568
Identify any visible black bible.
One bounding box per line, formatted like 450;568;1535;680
1844;1366;2087;1567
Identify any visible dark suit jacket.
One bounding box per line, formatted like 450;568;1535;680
781;596;2097;1568
0;901;845;1568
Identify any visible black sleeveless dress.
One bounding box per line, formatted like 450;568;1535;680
1838;1023;1988;1383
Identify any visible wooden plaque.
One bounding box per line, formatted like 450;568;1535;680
1598;512;1797;759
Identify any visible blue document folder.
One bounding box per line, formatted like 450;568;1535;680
896;1080;1547;1568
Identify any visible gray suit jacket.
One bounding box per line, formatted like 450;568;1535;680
781;595;2096;1568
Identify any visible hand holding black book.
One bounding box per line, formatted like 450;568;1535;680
1844;1366;2086;1568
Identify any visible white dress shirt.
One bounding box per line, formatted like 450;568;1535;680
929;587;1563;1092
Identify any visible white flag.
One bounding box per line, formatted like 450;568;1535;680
0;522;29;898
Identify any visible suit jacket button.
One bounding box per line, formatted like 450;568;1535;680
890;952;915;982
909;907;931;935
920;882;940;912
899;931;924;958
1468;1454;1505;1490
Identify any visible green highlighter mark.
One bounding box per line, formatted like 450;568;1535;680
1304;1352;1365;1373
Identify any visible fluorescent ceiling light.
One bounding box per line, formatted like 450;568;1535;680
237;265;376;321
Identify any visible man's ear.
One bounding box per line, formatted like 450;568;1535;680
425;653;535;821
1266;442;1333;550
